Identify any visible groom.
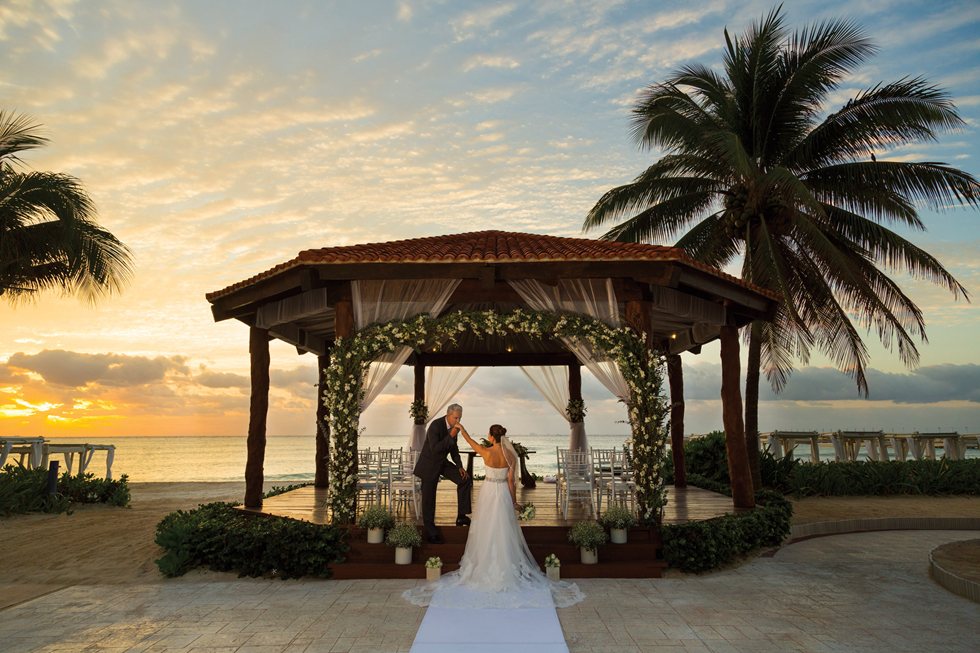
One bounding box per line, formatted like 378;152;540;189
414;403;472;543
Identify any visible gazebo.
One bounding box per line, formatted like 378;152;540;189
205;230;777;518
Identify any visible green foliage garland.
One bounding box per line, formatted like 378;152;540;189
322;308;669;524
409;399;429;424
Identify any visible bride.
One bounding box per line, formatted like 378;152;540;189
403;423;583;609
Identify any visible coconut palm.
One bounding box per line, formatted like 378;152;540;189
0;111;132;301
584;8;977;486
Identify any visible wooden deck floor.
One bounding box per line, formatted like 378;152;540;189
244;480;740;526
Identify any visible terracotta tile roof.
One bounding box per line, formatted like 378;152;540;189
206;230;775;301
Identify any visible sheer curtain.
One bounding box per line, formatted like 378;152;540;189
509;278;630;401
409;366;477;451
352;279;460;411
520;365;589;451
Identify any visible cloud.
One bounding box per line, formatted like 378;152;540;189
196;370;249;389
6;350;189;388
462;55;520;72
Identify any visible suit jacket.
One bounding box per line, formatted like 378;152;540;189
413;417;463;480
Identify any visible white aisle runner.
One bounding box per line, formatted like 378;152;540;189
410;604;569;653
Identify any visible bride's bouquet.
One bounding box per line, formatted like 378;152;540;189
518;503;536;521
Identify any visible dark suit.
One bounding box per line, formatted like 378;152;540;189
414;417;472;537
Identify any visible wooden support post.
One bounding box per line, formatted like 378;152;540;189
667;353;687;488
624;299;654;349
719;325;755;509
568;363;582;403
245;327;270;508
314;353;330;488
414;363;425;406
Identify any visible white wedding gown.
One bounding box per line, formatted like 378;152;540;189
403;462;584;609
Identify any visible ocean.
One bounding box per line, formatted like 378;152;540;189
42;434;633;483
43;433;977;483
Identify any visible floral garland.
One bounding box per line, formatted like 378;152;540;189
409;399;429;425
565;398;587;423
322;309;669;525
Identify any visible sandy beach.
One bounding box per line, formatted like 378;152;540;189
2;482;979;611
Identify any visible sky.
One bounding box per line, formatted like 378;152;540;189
1;0;978;441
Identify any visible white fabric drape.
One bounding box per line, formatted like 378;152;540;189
519;366;568;417
509;278;630;401
409;366;477;451
352;279;460;411
520;365;589;451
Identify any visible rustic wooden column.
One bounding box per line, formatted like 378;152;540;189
719;325;755;509
568;363;582;403
244;327;270;508
667;353;687;488
414;362;425;406
314;353;330;488
624;299;654;349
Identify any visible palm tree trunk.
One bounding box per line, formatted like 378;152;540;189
744;320;763;489
667;354;686;487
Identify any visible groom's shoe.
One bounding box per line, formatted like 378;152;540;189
426;531;444;544
455;516;471;527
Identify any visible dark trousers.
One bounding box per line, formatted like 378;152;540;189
420;461;473;537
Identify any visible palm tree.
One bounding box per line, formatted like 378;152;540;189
584;8;977;487
0;111;132;301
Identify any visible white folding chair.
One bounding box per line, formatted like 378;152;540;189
389;449;421;519
609;447;637;513
591;447;616;516
559;448;595;520
376;447;401;507
356;448;381;510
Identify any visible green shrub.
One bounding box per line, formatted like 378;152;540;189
662;491;792;573
786;459;980;497
684;432;730;483
154;502;347;578
0;466;129;517
599;504;637;530
358;505;395;530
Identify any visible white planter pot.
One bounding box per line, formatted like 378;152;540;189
546;566;561;581
426;567;442;581
610;528;628;544
367;527;385;544
580;547;598;565
395;547;413;565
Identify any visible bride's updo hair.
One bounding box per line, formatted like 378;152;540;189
488;424;507;443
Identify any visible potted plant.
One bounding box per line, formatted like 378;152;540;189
358;505;395;544
600;505;637;544
425;556;443;581
386;522;422;565
568;520;606;564
544;553;560;581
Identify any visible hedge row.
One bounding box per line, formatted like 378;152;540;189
0;466;130;516
666;431;980;496
154;502;348;579
661;490;793;573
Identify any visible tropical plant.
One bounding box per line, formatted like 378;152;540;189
584;7;977;488
385;522;422;548
568;520;607;551
600;504;637;530
0;111;132;301
357;504;395;530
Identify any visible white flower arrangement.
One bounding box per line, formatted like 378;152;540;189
323;308;670;525
518;503;536;521
544;553;560;568
425;556;442;569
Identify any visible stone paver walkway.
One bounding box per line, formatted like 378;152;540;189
1;531;977;653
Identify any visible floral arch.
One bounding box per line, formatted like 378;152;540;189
323;308;670;524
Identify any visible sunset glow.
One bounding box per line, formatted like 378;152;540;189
1;1;978;438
